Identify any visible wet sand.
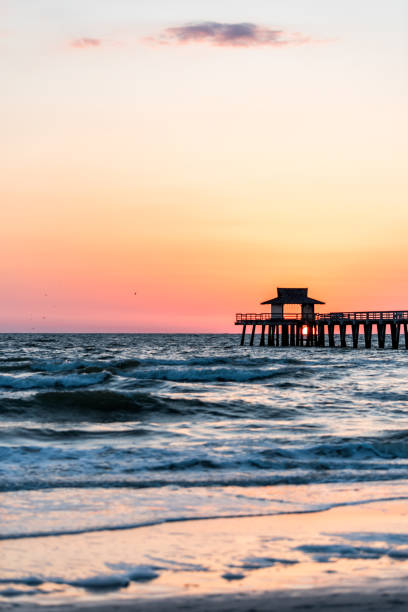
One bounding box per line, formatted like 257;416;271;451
3;500;408;610
3;589;408;611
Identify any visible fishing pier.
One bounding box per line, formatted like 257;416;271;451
236;288;408;349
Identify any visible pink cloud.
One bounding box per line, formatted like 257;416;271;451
70;37;102;49
149;22;313;48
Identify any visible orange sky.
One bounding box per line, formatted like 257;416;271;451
1;0;407;331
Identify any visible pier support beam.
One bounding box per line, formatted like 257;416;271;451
340;322;347;348
250;324;256;346
275;325;280;347
260;325;266;346
352;321;360;348
267;325;273;346
306;325;313;347
296;324;300;346
318;323;325;347
240;324;247;346
404;323;408;349
290;324;296;346
328;323;335;347
364;322;372;349
390;322;400;349
282;324;289;347
377;322;386;349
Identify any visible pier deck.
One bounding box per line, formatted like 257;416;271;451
235;311;408;349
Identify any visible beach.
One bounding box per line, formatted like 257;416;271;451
1;333;408;610
1;500;408;612
3;501;408;610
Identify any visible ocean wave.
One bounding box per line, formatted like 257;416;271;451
307;439;408;460
2;494;408;541
121;365;311;383
27;357;141;374
0;389;219;417
2;354;305;376
0;363;30;373
150;457;220;471
138;355;288;367
3;469;408;494
0;425;152;442
0;389;295;421
0;372;109;390
354;389;408;403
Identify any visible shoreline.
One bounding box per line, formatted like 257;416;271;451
3;588;408;611
3;500;408;610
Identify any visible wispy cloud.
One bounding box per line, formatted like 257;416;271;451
70;37;102;49
149;22;312;48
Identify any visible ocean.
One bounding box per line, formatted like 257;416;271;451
1;333;408;603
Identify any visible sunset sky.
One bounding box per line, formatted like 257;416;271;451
1;0;407;332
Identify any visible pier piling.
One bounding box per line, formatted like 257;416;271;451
296;324;300;346
318;323;325;347
391;322;400;349
340;322;347;348
352;321;359;348
282;324;289;347
328;323;335;347
377;322;386;348
364;322;372;349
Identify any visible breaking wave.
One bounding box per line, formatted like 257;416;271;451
0;372;110;390
0;390;253;421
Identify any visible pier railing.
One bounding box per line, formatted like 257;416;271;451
236;311;408;323
236;313;304;322
317;311;408;321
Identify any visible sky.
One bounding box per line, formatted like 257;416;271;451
1;0;407;332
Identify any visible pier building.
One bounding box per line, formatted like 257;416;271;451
236;288;408;349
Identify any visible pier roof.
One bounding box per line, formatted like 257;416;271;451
261;288;325;305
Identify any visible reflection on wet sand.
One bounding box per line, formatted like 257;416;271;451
2;499;408;605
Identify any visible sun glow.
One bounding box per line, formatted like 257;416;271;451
302;325;309;335
1;1;407;333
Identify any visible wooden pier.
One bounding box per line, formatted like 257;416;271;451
236;288;408;349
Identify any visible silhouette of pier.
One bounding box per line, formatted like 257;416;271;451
236;288;408;349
